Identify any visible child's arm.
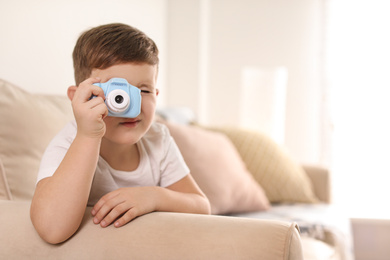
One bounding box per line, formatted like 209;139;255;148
91;174;211;228
30;78;107;244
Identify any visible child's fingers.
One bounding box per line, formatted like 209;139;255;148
92;195;112;216
91;191;120;220
80;85;104;102
93;202;119;227
100;203;132;228
92;188;147;228
89;100;108;120
87;96;104;108
75;78;104;101
86;77;105;100
114;208;139;228
90;85;105;100
96;102;109;119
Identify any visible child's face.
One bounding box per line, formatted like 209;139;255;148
90;63;159;145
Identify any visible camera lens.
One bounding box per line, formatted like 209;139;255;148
106;89;130;114
115;95;124;104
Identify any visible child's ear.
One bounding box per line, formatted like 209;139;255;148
156;89;159;96
67;86;77;101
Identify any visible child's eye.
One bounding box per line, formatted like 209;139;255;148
141;90;152;94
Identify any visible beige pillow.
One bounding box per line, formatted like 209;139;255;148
0;79;74;200
161;120;270;215
209;127;318;203
0;157;12;200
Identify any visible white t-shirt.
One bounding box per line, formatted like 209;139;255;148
37;120;189;206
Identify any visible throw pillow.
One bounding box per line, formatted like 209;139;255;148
161;120;270;215
0;157;12;200
209;127;318;203
0;79;74;200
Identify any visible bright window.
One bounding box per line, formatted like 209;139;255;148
327;0;390;217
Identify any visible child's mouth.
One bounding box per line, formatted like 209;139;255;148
120;119;141;128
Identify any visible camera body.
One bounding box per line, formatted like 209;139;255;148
93;78;141;118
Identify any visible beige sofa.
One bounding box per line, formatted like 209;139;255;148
0;78;346;259
1;201;302;259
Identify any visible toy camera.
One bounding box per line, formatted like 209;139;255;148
93;78;141;118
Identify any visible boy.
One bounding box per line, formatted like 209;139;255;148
30;23;210;244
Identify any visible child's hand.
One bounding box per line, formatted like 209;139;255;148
71;78;108;139
91;187;157;228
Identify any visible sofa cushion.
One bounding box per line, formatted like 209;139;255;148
161;120;270;215
0;79;74;200
209;127;318;203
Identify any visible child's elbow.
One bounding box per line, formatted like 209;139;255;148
31;217;75;244
30;208;76;244
199;195;211;215
39;230;71;245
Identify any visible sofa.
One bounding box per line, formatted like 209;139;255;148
0;78;351;259
157;112;354;260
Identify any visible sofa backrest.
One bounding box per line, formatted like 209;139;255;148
0;79;74;200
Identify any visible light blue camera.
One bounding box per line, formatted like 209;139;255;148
93;78;141;118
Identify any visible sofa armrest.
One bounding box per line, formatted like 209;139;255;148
0;200;303;260
302;165;331;203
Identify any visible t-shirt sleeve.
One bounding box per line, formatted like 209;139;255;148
158;126;190;188
36;121;76;184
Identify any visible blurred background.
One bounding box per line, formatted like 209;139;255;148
1;0;389;217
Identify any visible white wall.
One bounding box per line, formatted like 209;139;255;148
166;0;324;164
0;0;324;165
0;0;167;100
